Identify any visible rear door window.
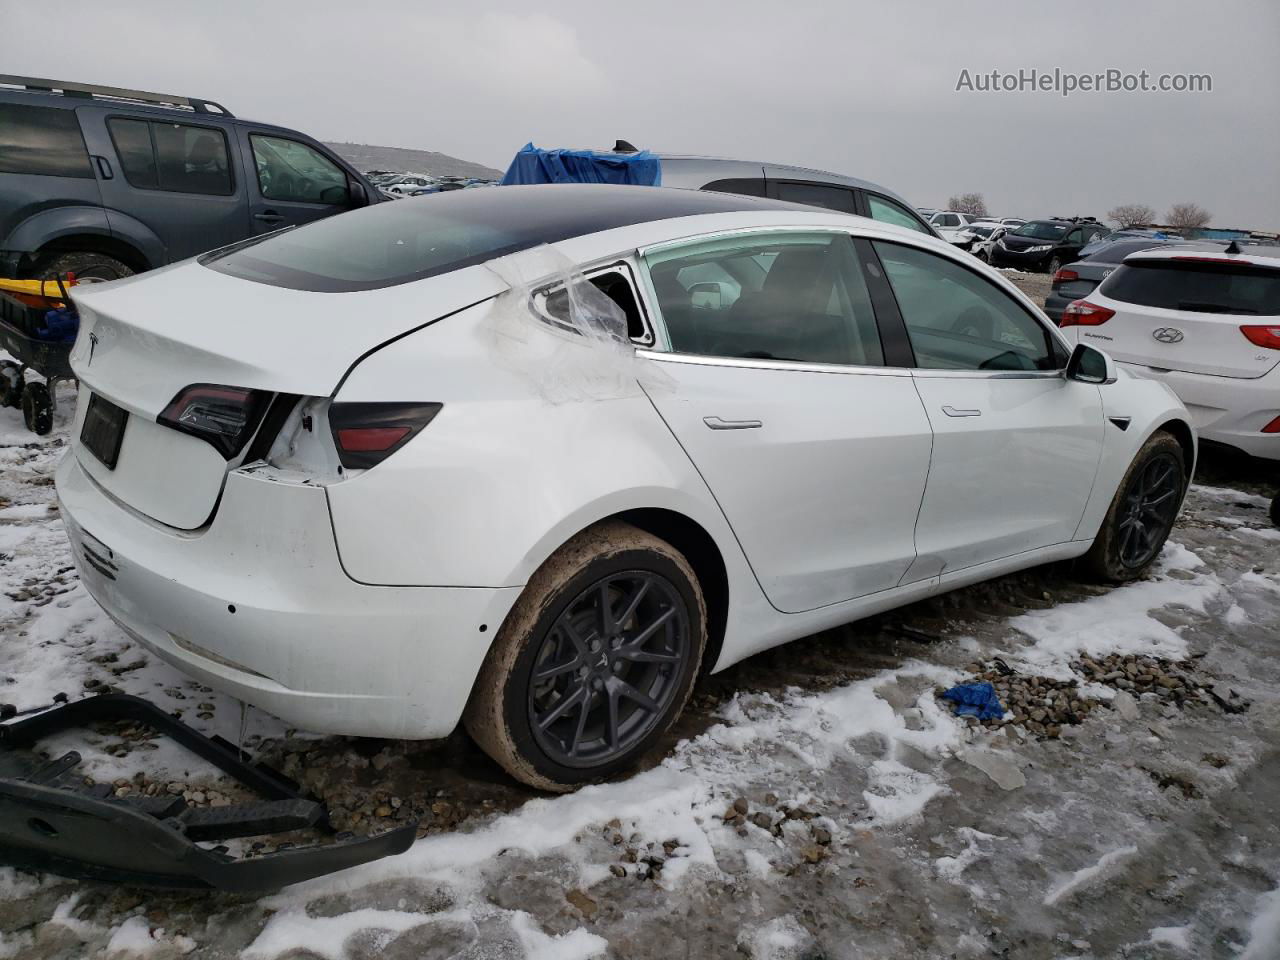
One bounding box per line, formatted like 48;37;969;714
873;241;1063;371
1101;260;1280;315
866;194;931;234
774;182;857;214
250;135;349;205
107;118;234;195
0;103;92;178
644;232;885;366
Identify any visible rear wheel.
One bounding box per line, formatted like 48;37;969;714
465;521;706;792
22;381;53;436
35;251;135;284
1081;431;1186;582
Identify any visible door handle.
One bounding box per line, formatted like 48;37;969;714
91;155;113;180
253;211;284;224
703;416;762;430
941;405;982;418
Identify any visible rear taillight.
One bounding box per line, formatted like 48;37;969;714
1052;268;1079;284
1241;325;1280;350
1262;415;1280;434
328;402;442;470
1060;300;1115;327
159;384;269;458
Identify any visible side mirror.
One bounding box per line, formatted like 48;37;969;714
688;281;726;310
1066;342;1117;384
347;181;368;208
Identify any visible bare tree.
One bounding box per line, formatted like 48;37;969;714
1107;203;1156;229
947;193;989;217
1165;202;1212;235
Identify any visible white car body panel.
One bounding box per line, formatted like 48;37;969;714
641;355;932;612
903;373;1104;580
56;192;1198;738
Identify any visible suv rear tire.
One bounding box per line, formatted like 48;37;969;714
35;251;135;284
465;521;707;792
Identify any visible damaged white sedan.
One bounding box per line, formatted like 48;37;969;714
57;184;1194;790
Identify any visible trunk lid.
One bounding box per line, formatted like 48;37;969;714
1086;256;1280;380
68;260;504;529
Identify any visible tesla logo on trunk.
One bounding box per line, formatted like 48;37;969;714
1152;327;1185;343
87;332;99;365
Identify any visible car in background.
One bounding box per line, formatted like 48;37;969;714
951;221;1005;253
1060;244;1280;460
968;224;1013;262
1043;238;1195;322
1078;228;1179;260
57;184;1192;791
927;211;981;244
0;75;380;281
999;218;1027;228
990;218;1110;274
380;175;436;197
653;155;940;237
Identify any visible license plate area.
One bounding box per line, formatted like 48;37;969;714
81;394;128;470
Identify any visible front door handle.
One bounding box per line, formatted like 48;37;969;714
253;211;284;224
941;405;982;418
703;416;762;430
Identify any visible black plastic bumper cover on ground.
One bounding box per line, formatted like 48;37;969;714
0;694;416;893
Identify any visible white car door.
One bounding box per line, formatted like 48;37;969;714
638;230;933;614
868;240;1106;581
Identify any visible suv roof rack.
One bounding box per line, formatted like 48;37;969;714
0;75;233;117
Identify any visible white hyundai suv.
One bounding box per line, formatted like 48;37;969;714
1060;245;1280;461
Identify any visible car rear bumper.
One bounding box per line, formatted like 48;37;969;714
1118;362;1280;461
56;454;521;738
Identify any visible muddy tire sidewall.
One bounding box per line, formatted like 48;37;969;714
1081;431;1186;582
464;521;707;792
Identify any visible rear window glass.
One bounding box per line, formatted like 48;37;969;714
0;103;92;178
1013;221;1068;240
202;183;782;292
1101;260;1280;315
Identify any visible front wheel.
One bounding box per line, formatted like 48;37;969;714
465;521;707;792
22;381;53;436
1080;431;1186;582
1047;255;1063;275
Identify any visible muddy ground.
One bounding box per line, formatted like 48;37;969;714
1;297;1278;958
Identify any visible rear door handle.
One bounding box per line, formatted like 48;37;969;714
253;211;284;224
91;155;113;180
703;416;762;430
941;405;982;418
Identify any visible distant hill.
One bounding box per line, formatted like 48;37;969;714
325;142;504;180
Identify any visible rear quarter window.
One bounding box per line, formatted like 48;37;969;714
1101;260;1280;316
0;103;92;178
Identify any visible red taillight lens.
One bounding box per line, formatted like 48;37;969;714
1262;415;1280;434
158;384;269;458
1241;325;1280;350
1060;300;1115;327
328;402;442;469
1052;268;1079;284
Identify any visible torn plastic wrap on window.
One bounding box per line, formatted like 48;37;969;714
482;245;670;403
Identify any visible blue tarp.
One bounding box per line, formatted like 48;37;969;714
501;143;661;187
940;682;1006;720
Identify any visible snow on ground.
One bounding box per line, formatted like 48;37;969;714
1;389;1278;958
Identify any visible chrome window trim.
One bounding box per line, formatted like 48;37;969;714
636;349;913;378
908;368;1067;380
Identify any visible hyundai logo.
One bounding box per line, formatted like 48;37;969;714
1152;327;1185;344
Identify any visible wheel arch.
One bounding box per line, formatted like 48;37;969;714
29;233;152;275
1153;416;1197;477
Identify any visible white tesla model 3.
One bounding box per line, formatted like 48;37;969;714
57;185;1194;790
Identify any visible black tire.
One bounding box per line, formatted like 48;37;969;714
1081;431;1186;582
1270;492;1280;529
22;381;53;436
0;361;23;409
1047;255;1063;275
465;520;707;792
35;251;134;284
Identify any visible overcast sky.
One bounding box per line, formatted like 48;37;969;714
3;0;1277;228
